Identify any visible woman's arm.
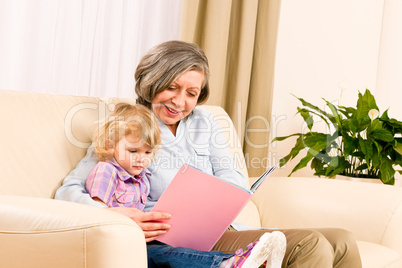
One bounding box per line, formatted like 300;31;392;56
108;207;172;242
55;145;103;208
206;110;248;189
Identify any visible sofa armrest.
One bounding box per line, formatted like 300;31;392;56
0;195;146;268
234;201;262;229
251;177;402;257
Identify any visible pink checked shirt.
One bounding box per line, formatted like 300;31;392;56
85;159;150;210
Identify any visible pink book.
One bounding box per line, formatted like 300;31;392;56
151;164;276;251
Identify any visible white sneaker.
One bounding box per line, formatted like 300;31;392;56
239;231;287;268
265;231;286;268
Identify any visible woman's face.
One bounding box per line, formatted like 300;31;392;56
151;70;204;134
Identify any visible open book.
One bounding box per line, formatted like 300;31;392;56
151;164;276;251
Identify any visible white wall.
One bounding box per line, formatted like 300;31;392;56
376;0;402;119
270;0;391;177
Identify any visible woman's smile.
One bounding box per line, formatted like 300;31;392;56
164;104;181;116
151;70;204;135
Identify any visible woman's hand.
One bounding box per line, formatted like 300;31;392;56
107;207;171;242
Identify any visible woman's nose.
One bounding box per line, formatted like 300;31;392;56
171;91;185;108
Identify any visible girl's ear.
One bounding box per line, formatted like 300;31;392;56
105;139;115;150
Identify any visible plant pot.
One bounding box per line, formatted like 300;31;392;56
394;174;402;187
334;175;402;187
334;175;382;184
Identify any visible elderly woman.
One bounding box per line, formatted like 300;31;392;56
56;40;362;268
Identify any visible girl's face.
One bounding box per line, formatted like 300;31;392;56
151;70;204;135
113;134;154;176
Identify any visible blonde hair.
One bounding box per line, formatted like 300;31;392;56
135;40;210;109
93;103;161;161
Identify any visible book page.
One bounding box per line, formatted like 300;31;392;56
250;166;276;193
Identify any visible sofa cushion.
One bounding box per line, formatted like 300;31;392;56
0;90;102;198
0;195;146;268
357;241;400;268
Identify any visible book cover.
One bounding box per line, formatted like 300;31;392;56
151;164;275;251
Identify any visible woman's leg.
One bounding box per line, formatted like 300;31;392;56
147;241;230;268
213;229;339;268
315;228;362;268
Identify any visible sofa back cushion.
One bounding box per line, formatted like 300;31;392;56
0;90;104;198
0;90;248;198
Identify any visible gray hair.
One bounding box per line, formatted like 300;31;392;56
134;40;210;109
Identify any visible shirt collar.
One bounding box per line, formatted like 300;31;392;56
157;116;186;141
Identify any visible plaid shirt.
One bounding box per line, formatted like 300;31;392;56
86;159;150;210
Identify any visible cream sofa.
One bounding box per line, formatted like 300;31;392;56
0;89;401;268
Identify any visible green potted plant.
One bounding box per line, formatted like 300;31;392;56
272;89;402;185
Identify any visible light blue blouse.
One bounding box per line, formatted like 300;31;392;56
55;107;248;211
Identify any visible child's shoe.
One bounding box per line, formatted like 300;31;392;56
232;231;286;268
265;231;287;268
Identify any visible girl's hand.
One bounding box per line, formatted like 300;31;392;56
107;207;171;242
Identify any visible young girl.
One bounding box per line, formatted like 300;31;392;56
85;103;286;268
86;103;161;209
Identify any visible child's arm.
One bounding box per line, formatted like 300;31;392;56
85;162;118;207
92;197;108;207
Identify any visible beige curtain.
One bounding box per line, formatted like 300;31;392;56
180;0;282;176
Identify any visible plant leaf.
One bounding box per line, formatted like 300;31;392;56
304;133;331;148
292;95;335;127
380;157;395;185
311;157;322;170
297;107;314;130
289;153;314;176
393;152;402;166
293;95;327;116
272;133;302;142
338;105;355;118
380;109;390;120
325;156;351;177
387;118;402;132
355;163;368;171
371;129;394;142
277;135;305;167
343;118;360;134
343;135;357;157
356;117;371;133
296;107;332;130
356;92;370;120
362;89;379;110
394;139;402;155
371;141;381;168
324;99;342;129
359;138;373;160
370;118;382;131
381;111;402;134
